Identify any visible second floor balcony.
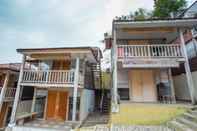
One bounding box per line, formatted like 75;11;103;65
21;70;84;88
0;87;16;101
117;44;184;60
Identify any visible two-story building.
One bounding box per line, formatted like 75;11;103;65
0;63;20;129
7;47;102;130
105;17;197;112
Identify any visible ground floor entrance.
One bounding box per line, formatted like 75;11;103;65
129;69;157;102
118;68;175;103
46;90;69;121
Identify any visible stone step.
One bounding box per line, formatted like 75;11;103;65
167;121;194;131
190;110;197;116
183;112;197;122
176;117;197;130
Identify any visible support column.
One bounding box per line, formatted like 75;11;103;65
9;55;26;127
112;28;118;112
0;71;10;112
179;29;196;104
31;88;37;113
72;57;80;121
168;68;176;103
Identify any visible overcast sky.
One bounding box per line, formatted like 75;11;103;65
0;0;196;63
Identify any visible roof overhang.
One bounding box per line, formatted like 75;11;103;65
17;47;102;63
113;18;197;43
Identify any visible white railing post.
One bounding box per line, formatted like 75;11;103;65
179;29;196;104
72;57;80;121
9;55;26;127
0;71;10;112
31;88;37;113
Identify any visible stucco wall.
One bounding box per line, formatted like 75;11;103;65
173;71;197;101
79;89;95;121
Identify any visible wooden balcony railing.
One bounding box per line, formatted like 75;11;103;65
22;70;84;86
5;88;16;99
118;44;184;58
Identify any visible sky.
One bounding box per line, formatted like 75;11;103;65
0;0;196;63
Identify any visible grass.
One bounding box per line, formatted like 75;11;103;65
110;103;187;125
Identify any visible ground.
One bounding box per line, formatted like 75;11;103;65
110;103;188;125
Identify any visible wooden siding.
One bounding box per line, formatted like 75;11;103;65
0;102;8;128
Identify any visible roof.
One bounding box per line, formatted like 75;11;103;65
113;17;197;29
0;63;21;72
112;17;197;43
179;1;197;17
17;46;102;62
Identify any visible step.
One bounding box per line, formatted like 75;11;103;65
167;121;194;131
176;117;197;130
190;110;197;116
183;113;197;122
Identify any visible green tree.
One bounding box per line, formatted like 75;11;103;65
153;0;187;18
129;8;152;20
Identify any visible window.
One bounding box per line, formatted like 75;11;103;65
118;88;130;100
186;40;197;59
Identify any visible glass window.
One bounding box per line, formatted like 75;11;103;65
186;40;197;59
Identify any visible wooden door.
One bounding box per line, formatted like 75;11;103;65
52;60;70;70
130;70;143;102
142;70;157;102
130;69;157;102
46;90;68;121
46;91;57;119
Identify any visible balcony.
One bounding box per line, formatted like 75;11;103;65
4;88;16;101
117;44;184;60
0;87;16;101
21;70;84;88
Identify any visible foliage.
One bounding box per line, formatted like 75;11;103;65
131;8;153;20
153;0;187;18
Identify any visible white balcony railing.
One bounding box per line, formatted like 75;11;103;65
5;88;16;99
118;44;184;58
22;70;84;86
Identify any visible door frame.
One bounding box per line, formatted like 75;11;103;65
44;89;69;121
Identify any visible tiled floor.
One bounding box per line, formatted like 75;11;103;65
23;120;80;131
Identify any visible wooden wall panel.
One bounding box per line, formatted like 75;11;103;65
130;70;143;102
46;91;57;119
52;60;70;70
142;70;157;102
0;102;8;128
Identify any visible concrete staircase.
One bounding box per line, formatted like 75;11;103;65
167;107;197;131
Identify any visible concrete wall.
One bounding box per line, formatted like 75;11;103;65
173;71;197;101
79;89;95;121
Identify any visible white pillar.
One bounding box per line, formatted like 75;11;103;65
0;71;10;112
112;29;118;105
168;68;176;103
179;29;196;104
31;88;37;113
72;57;80;121
9;55;26;127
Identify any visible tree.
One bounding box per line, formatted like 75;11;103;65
132;8;152;20
153;0;187;18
